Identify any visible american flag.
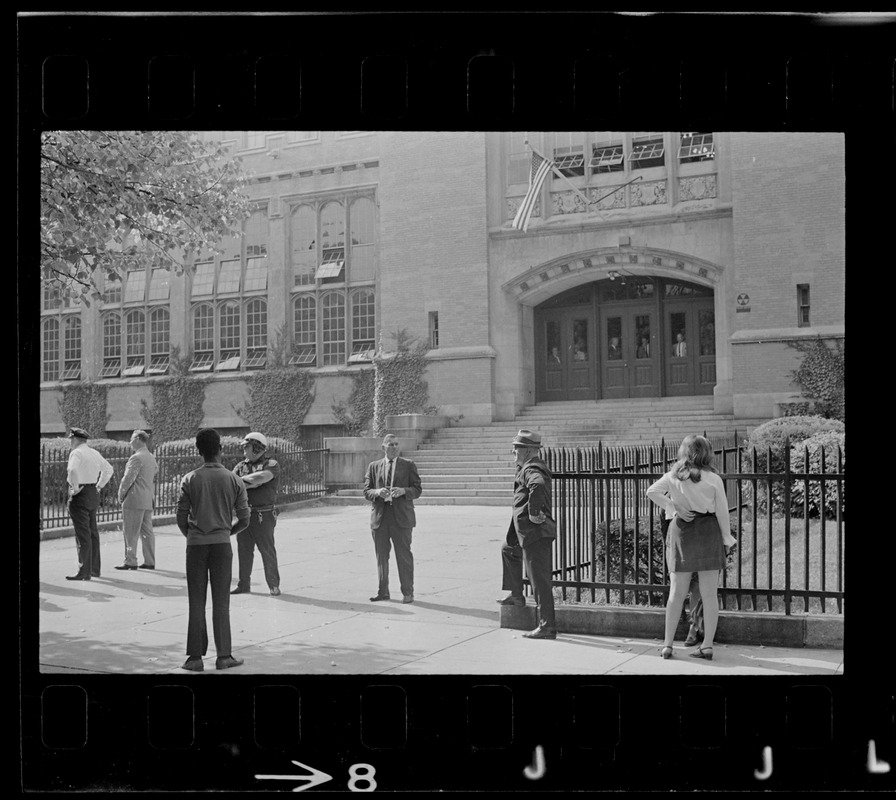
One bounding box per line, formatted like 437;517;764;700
511;149;553;232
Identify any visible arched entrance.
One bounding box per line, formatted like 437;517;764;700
535;276;716;401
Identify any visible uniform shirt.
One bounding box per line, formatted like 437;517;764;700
646;469;736;546
176;463;250;546
233;456;280;507
67;443;114;492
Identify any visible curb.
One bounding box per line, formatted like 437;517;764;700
499;603;843;649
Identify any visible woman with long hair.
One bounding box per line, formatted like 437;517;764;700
647;435;736;661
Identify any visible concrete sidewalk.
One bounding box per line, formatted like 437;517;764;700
38;503;844;676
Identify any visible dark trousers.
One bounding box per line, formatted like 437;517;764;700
186;543;233;658
372;509;414;597
69;485;100;577
235;510;280;590
501;533;556;630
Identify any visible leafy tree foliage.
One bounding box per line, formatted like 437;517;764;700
41;130;251;303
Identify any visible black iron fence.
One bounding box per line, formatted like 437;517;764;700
39;441;329;530
543;437;844;616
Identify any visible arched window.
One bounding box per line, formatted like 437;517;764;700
101;312;122;378
291;294;317;366
350;197;376;282
148;307;170;374
321;292;345;366
245;298;267;369
191;303;215;372
217;300;241;371
349;289;375;363
290;205;317;287
124;309;146;376
41;318;60;382
318;201;345;281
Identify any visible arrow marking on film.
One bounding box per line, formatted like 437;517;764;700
255;760;334;792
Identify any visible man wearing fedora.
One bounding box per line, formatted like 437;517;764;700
231;432;282;596
499;429;558;639
65;427;114;581
363;434;423;604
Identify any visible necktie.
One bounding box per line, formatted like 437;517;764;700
387;460;394;489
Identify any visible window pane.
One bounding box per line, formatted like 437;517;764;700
245;257;268;291
294;295;316;346
218;259;241;294
350;197;376;282
63;315;82;380
193;304;214;353
321;201;345;252
42;318;60;381
351;290;375;342
573;319;589;361
150;308;170;356
245;208;269;257
125;310;145;358
321;293;345;365
291;205;317;286
698;310;715;356
191;261;215;298
606;317;621;360
679;132;715;162
246;299;267;349
546;320;560;364
635;316;651;359
246;131;267;149
670;313;688;357
123;270;146;303
103;313;121;359
219;301;241;351
148;268;170;301
103;273;122;305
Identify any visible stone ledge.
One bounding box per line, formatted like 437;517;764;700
500;603;843;649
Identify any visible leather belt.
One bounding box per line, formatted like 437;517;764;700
79;483;96;487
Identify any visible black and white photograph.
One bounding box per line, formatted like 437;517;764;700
19;9;894;794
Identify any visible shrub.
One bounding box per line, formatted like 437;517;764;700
788;337;845;421
332;367;375;436
58;381;109;438
788;431;845;519
140;348;206;443
372;329;437;437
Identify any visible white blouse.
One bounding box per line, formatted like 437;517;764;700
646;469;736;547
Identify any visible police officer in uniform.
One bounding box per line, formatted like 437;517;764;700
231;432;282;596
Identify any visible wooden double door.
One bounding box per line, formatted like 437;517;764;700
535;292;716;401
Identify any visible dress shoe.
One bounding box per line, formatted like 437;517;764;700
402;594;414;604
66;574;91;581
369;594;390;602
230;586;251;595
114;564;138;571
269;586;281;596
216;656;244;670
182;657;204;672
523;626;557;640
138;564;155;570
497;594;525;607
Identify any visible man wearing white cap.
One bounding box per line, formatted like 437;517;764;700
231;432;282;596
499;429;558;639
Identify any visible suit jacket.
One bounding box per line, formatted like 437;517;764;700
508;456;556;548
118;447;158;510
363;456;422;530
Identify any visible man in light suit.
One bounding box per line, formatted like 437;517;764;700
362;434;423;604
115;429;159;570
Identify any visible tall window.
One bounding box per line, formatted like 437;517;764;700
218;301;242;371
321;293;346;366
350;197;376;282
429;311;440;349
42;318;60;382
124;309;146;376
291;295;317;366
291;205;317;287
630;132;666;169
41;282;81;382
349;289;376;362
318;201;346;281
191;303;215;372
797;284;810;327
552;132;585;178
245;298;268;369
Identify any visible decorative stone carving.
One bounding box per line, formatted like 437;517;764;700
630;180;667;207
587;185;626;210
679;174;718;201
506;195;541;220
550;191;587;216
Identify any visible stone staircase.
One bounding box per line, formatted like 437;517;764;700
333;397;770;506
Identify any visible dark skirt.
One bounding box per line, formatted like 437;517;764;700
666;512;726;573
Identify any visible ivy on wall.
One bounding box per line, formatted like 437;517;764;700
332;367;375;436
58;381;109;438
233;326;316;445
787;337;845;421
140;347;207;443
372;329;437;437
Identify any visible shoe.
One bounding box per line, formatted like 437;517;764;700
138;564;155;570
114;564;138;571
684;632;701;647
690;646;714;660
230;586;251;595
402;594;414;604
215;656;244;670
269;586;281;596
497;594;525;607
182;657;204;672
661;646;674;659
523;627;557;640
66;574;90;581
369;594;390;602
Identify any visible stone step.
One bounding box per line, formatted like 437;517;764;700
338;488;511;498
331;493;509;507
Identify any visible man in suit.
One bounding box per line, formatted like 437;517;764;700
498;429;558;640
65;427;114;581
363;434;423;604
115;429;159;571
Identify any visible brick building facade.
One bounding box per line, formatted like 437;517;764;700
39;131;845;438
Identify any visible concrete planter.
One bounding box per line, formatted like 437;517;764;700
324;435;418;490
384;413;449;441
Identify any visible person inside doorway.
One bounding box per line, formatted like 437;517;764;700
548;346;562;365
673;332;687;357
607;336;622;360
636;336;650;359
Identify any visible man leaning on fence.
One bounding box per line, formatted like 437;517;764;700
65;427;114;581
499;429;558;640
176;428;250;672
114;429;159;571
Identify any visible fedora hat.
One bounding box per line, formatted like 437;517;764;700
511;429;542;447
